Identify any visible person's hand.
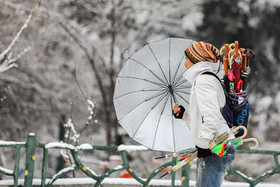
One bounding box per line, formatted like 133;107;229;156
173;105;180;114
173;105;185;119
196;146;212;158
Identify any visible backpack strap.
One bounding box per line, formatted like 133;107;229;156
201;72;233;127
201;71;221;84
201;71;229;104
201;71;228;95
201;71;229;108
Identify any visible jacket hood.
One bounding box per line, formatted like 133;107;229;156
183;61;213;84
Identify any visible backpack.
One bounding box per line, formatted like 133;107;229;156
202;71;249;137
203;41;255;137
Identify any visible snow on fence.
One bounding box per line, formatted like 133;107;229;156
0;133;279;187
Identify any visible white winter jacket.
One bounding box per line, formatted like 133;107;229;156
182;61;233;149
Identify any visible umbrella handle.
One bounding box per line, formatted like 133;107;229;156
229;50;242;69
242;138;259;150
220;44;230;76
219;44;230;58
235;41;239;58
219;46;225;57
242;54;247;71
228;126;247;139
228;41;242;69
223;58;228;76
244;49;255;66
228;43;235;51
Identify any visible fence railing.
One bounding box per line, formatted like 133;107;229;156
0;133;279;187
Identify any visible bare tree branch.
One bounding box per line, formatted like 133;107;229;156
55;19;109;107
73;62;87;101
0;0;41;72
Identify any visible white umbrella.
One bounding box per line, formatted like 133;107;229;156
113;38;222;152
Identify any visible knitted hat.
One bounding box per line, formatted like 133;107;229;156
185;41;221;64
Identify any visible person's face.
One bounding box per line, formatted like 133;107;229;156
184;57;193;70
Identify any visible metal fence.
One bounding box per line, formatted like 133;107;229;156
0;133;279;187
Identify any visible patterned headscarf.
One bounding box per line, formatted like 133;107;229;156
185;41;221;64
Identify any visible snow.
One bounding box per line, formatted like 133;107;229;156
275;92;280;111
257;0;280;7
117;144;149;152
0;178;279;186
135;11;149;24
260;169;274;177
0;0;38;73
29;132;36;136
236;171;254;181
64;119;79;143
0;13;32;62
45;142;93;150
0;166;13;175
113;165;123;170
60;149;70;160
182;11;203;32
86;99;97;123
77;143;93;150
0;140;25;145
48;167;76;184
83;166;98;176
222;180;280;187
87;100;95;114
0;178;182;186
45;142;76;149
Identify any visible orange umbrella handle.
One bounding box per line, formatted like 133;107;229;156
242;54;247;71
219;44;229;57
223;58;228;76
225;44;229;59
235;41;239;58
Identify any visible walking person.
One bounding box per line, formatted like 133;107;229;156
173;41;235;187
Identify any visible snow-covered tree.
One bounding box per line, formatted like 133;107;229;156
38;0;198;146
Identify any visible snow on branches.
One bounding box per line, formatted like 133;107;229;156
50;97;98;167
87;99;95;122
62;99;97;145
0;0;41;73
64;119;79;144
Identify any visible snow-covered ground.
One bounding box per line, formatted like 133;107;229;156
0;178;279;187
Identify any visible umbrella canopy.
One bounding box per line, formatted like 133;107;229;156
113;38;223;152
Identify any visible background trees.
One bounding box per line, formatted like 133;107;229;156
0;0;198;145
